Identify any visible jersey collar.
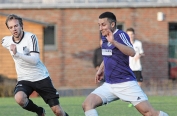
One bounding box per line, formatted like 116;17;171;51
12;31;24;44
113;29;118;35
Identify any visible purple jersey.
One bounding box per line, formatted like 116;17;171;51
101;29;136;84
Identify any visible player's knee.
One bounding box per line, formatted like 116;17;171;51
141;108;156;116
82;101;86;110
82;100;92;111
142;111;153;116
14;92;26;106
48;98;59;107
51;106;63;116
53;109;62;116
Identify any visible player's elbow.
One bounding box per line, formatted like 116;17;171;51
31;58;40;65
130;50;136;57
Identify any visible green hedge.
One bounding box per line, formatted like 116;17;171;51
0;74;16;97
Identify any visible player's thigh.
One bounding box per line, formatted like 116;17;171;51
83;93;103;109
35;77;59;104
14;81;34;98
91;83;118;105
112;81;147;105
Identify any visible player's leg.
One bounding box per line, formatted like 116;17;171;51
112;81;168;116
111;81;168;116
135;100;168;116
47;98;68;116
36;77;68;116
82;93;102;116
128;71;143;107
14;81;44;115
82;83;118;116
132;74;168;116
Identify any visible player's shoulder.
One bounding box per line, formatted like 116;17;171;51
117;29;128;37
24;31;36;37
117;29;125;34
2;35;12;40
1;36;12;47
23;32;38;42
116;29;130;41
2;35;12;43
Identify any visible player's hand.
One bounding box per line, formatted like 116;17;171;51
95;69;104;83
10;44;17;55
105;29;115;44
134;53;140;61
134;53;144;61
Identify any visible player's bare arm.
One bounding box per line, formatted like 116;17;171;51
105;29;135;57
95;61;104;83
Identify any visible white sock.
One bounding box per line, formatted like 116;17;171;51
85;109;98;116
159;111;169;116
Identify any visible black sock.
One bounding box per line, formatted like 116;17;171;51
23;99;43;114
65;112;69;116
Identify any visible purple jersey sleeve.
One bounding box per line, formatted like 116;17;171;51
115;31;133;48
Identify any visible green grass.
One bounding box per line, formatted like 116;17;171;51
0;96;176;116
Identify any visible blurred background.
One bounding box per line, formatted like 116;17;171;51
0;0;177;97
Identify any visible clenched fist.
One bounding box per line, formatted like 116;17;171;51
10;44;17;55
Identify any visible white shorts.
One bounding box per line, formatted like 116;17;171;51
92;81;148;106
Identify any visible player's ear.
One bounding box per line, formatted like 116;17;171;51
111;22;115;28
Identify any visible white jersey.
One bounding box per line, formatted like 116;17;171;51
129;40;144;71
1;32;49;82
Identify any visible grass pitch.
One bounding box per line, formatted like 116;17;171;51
0;96;176;116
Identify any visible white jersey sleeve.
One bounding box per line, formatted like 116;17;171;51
1;36;11;49
29;34;40;53
14;52;40;65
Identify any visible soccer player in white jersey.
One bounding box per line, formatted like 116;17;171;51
82;12;168;116
127;27;145;87
1;14;68;116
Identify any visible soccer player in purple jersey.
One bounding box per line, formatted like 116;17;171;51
82;12;168;116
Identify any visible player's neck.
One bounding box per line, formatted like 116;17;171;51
112;28;117;33
13;31;24;42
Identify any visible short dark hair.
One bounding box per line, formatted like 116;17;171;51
5;14;23;29
126;28;135;34
99;12;117;25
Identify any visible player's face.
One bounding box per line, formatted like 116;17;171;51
7;19;23;38
127;31;135;43
98;18;113;37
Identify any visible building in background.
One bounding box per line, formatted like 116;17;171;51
0;0;177;96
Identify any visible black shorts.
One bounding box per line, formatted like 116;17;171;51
14;77;59;105
133;71;143;82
